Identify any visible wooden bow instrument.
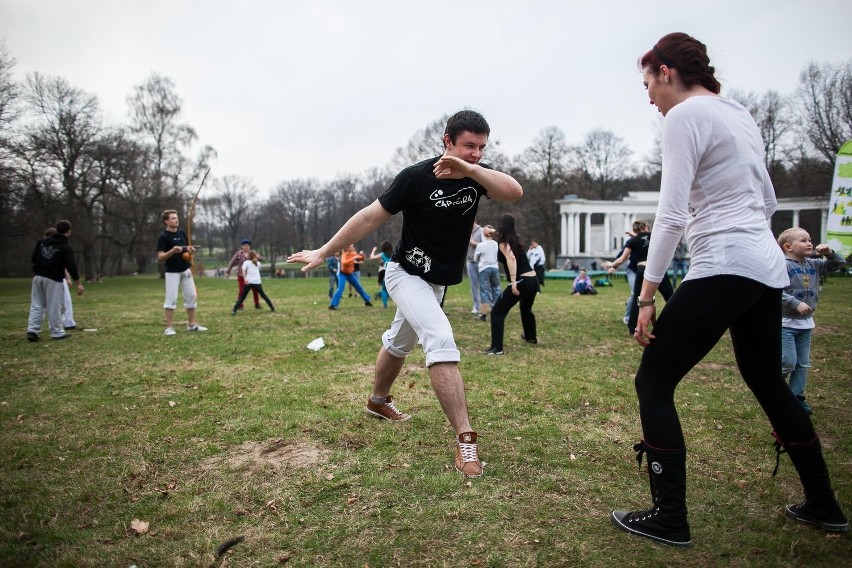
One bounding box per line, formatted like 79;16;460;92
183;168;210;266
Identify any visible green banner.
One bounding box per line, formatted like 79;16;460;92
827;140;852;258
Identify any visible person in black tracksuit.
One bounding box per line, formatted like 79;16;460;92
27;220;85;341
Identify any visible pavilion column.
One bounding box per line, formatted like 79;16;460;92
792;209;800;228
565;212;574;256
568;213;580;255
560;212;568;256
603;213;612;254
821;208;828;243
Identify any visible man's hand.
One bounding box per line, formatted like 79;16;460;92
288;249;325;272
433;155;476;180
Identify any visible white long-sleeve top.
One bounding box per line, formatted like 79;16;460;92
645;96;788;290
241;260;262;284
474;239;499;271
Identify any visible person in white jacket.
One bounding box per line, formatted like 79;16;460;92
610;32;848;549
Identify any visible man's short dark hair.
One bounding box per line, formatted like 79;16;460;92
444;110;490;145
162;209;177;224
55;220;72;234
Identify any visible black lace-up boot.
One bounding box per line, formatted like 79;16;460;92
773;434;849;532
611;441;691;548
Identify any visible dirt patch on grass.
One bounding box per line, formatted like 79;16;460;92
200;439;331;475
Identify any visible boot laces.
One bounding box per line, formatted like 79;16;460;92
771;431;787;478
458;441;479;463
633;441;647;470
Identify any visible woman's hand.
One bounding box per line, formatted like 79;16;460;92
634;305;656;346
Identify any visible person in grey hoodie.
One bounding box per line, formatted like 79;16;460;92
777;228;846;414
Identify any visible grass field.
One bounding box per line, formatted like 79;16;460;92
1;274;850;567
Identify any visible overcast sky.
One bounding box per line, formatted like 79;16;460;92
2;0;851;194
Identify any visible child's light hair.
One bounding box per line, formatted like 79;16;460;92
249;250;259;265
777;227;806;248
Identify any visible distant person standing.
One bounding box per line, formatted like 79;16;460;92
467;220;484;314
27;220;84;341
484;213;539;355
42;227;78;330
157;209;207;336
527;238;546;287
669;237;688;288
474;225;500;321
326;252;340;299
225;239;260;310
370;241;394;308
330;245;373;310
231;251;275;314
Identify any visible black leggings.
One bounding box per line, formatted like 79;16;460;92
635;276;815;449
489;276;539;350
234;283;274;311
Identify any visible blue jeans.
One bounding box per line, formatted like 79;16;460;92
467;260;481;311
478;267;501;307
331;272;371;307
781;326;812;398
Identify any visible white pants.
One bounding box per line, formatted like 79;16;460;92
164;269;198;310
27;275;65;338
62;281;76;328
382;262;459;367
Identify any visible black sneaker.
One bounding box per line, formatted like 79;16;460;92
521;334;538;344
64;325;76;331
328;305;337;310
610;509;692;548
483;347;504;356
365;301;373;307
786;502;849;532
27;332;39;342
479;314;487;322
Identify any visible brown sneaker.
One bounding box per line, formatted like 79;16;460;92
454;431;483;478
366;395;411;421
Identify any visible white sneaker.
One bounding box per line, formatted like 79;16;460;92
470;308;479;314
164;327;176;336
187;324;208;332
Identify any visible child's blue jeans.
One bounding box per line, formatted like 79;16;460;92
781;326;812;398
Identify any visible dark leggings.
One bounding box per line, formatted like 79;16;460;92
489;276;539;350
636;276;815;450
234;283;274;311
627;265;674;335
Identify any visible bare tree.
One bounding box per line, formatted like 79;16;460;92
729;88;793;176
206;175;258;253
22;72;105;278
570;129;634;200
795;61;852;167
390;115;448;170
516;126;571;265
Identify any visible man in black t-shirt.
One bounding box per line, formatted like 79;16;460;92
289;110;523;478
157;209;208;336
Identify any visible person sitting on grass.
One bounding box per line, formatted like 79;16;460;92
572;268;597;295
